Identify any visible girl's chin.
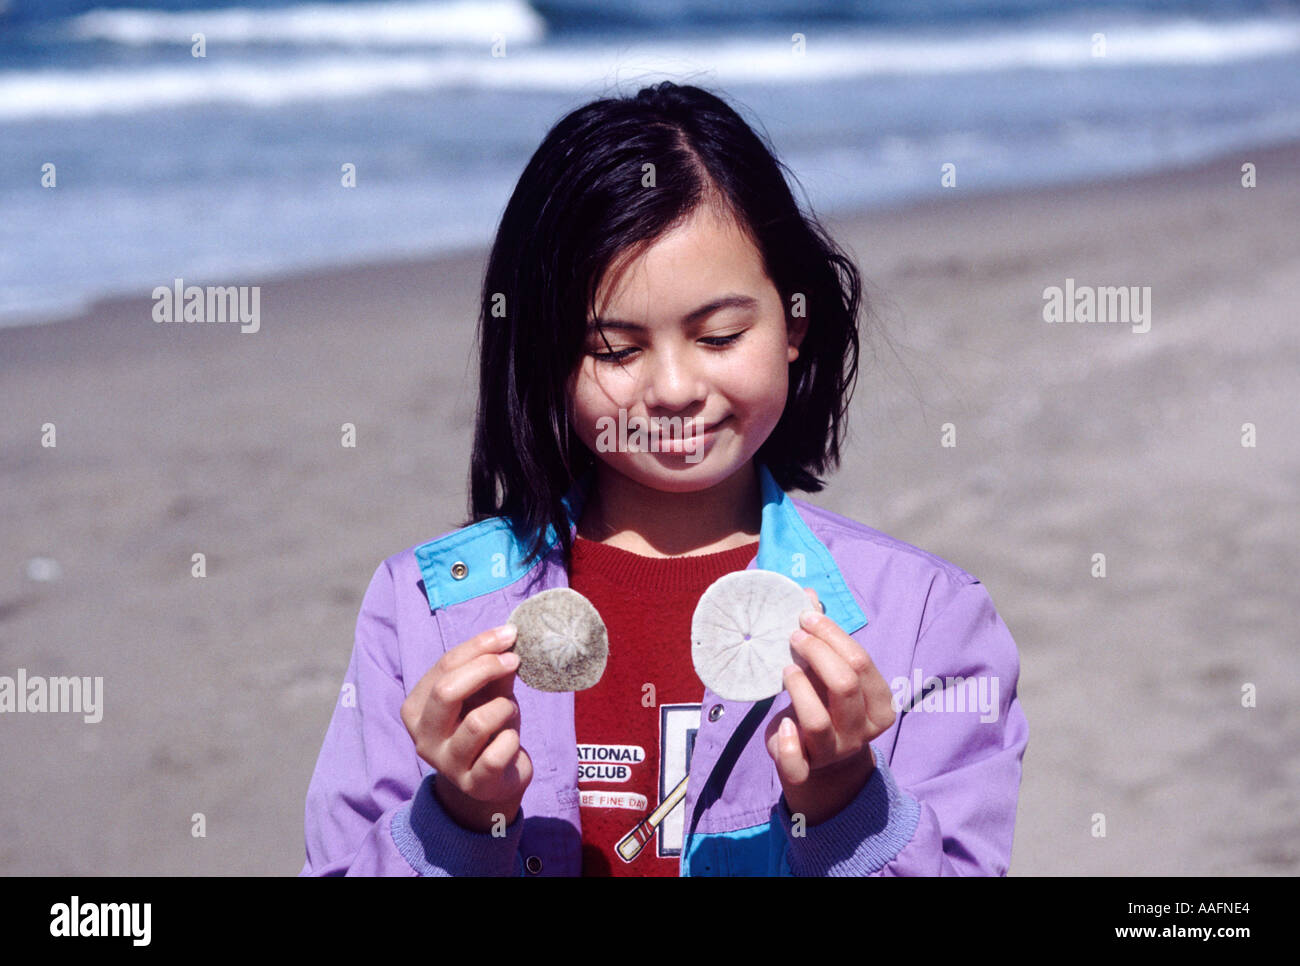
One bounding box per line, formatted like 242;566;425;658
614;449;752;493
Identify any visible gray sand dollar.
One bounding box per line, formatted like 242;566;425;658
691;570;810;701
507;588;609;692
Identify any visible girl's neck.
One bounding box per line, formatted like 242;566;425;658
576;460;762;559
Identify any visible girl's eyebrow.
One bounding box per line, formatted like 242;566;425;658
587;293;759;331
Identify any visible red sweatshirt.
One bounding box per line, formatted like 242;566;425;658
569;535;759;876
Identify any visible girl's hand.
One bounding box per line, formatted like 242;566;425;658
400;623;533;833
764;588;896;828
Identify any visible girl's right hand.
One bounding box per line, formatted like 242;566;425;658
400;623;532;833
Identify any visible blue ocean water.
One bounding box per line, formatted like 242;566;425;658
1;0;1298;325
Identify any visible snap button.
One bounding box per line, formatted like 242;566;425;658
524;855;543;874
450;561;468;580
707;704;724;722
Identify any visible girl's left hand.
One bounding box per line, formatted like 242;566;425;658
765;587;897;828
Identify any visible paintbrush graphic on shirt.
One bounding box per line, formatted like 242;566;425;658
616;773;690;862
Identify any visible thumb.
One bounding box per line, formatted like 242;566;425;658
766;714;810;786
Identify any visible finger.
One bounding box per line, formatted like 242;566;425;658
782;664;838;765
796;610;887;725
443;694;519;777
766;714;810;786
796;609;860;668
790;628;868;743
862;662;897;733
439;623;519;673
465;726;527;800
425;651;520;737
462;652;520;717
404;624;517;722
802;586;825;613
801;616;894;732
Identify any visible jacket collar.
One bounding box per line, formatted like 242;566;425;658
752;464;867;634
415;462;867;634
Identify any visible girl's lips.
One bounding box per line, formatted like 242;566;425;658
658;415;729;453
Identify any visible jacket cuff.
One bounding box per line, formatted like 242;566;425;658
775;746;921;876
391;772;524;876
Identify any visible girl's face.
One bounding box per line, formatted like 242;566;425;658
568;203;806;494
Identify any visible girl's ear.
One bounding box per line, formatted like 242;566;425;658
786;312;809;363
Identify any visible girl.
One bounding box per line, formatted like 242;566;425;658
300;81;1027;876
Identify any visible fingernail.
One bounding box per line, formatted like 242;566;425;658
790;627;809;645
779;717;796;738
798;609;820;629
498;623;517;642
499;652;519;669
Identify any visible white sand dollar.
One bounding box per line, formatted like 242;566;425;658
691;570;810;701
507;588;608;692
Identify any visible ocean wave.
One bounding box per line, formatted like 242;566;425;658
66;0;546;47
5;15;1298;120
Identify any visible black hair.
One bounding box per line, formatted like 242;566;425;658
465;80;863;566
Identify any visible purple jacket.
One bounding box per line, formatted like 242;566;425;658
300;463;1028;876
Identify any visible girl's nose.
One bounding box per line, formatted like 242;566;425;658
640;346;708;412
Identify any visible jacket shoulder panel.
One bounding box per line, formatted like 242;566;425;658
409;516;551;613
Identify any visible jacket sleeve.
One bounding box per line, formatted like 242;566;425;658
775;576;1028;876
299;560;525;876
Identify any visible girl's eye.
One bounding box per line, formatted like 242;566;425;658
700;332;743;347
588;331;743;363
590;346;638;363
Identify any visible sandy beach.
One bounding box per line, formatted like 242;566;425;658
1;141;1296;876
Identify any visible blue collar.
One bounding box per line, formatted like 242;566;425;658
415;463;867;634
752;464;868;634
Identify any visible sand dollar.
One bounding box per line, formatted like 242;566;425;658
507;588;609;692
691;570;810;701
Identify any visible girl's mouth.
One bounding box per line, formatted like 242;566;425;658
658;415;729;453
